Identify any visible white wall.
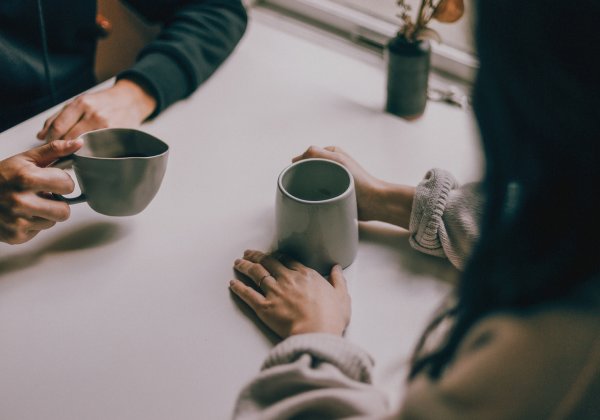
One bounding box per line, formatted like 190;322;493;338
332;0;475;54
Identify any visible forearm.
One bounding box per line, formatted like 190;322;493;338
292;147;482;268
369;181;416;229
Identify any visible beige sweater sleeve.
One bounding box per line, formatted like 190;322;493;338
233;311;600;420
232;333;389;419
409;169;484;269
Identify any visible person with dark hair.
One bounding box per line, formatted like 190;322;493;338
228;0;600;418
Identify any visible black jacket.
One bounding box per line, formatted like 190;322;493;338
0;0;247;132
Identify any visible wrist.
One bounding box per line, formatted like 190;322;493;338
113;78;157;122
371;182;415;229
289;322;345;338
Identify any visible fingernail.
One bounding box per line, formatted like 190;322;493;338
67;138;83;147
234;259;241;265
229;280;236;287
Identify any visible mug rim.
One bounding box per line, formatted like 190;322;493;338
277;158;355;204
74;128;169;160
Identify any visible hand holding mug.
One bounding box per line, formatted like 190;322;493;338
293;146;416;229
293;145;386;222
230;250;351;338
0;140;82;244
50;128;169;217
276;158;358;274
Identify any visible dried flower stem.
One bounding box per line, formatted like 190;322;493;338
397;0;447;41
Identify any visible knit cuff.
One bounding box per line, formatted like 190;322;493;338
262;333;375;384
409;168;459;257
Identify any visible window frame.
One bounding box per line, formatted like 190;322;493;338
257;0;478;83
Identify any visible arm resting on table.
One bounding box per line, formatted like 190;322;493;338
119;0;248;117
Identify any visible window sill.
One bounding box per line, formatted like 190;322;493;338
258;0;478;83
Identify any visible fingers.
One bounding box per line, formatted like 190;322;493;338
273;253;306;272
0;214;53;245
234;256;277;291
41;99;86;141
0;213;56;231
15;166;75;194
38;93;112;141
23;139;83;167
229;279;266;312
0;226;40;245
37;110;60;140
17;140;81;195
328;265;348;294
243;249;290;277
292;145;346;163
26;216;57;231
8;192;71;222
63;119;98;140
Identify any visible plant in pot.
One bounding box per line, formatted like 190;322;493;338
385;0;465;119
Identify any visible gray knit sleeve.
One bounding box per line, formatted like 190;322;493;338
232;334;389;419
409;169;484;269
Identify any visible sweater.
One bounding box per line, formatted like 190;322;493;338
0;0;247;132
232;169;600;419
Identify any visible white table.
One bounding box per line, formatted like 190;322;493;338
0;8;482;419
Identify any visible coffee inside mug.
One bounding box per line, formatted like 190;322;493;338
279;159;351;202
77;129;168;159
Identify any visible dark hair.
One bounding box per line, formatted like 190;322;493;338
410;0;600;379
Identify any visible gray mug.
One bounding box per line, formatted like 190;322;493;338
275;158;358;274
52;128;169;216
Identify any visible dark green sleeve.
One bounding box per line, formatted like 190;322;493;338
118;0;247;117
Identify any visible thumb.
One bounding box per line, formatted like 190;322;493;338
329;264;347;293
23;139;83;167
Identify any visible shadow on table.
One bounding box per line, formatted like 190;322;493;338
0;222;128;278
229;271;280;346
359;222;459;286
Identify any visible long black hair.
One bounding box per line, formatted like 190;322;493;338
410;0;600;379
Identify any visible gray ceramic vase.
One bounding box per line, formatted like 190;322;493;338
385;36;431;119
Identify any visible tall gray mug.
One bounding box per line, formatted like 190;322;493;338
51;128;169;216
275;158;358;274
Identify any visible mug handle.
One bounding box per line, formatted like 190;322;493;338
48;155;87;205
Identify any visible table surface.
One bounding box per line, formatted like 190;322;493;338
0;8;482;419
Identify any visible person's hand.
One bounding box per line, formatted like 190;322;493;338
293;146;415;229
229;250;351;338
0;139;82;244
37;79;157;141
293;145;387;221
